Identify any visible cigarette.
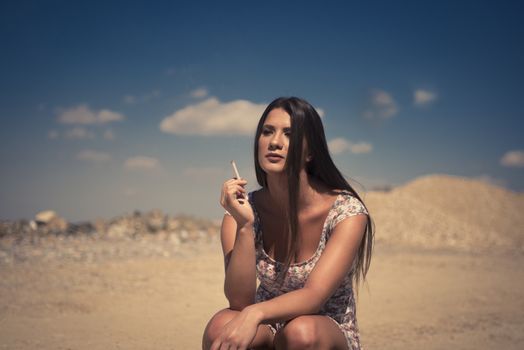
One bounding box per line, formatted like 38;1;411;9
231;160;244;203
231;160;241;179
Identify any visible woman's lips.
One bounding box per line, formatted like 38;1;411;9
266;154;284;162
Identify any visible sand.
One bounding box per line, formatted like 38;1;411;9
1;242;523;349
2;174;523;349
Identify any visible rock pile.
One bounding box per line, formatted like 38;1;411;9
1;209;219;241
0;209;221;264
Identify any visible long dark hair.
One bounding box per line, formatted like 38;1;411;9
254;96;375;289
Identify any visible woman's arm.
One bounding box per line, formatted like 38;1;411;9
242;213;368;323
220;213;257;310
219;177;257;311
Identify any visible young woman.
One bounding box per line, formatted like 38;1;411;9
202;97;374;350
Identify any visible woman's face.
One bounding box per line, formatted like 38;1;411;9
257;108;291;175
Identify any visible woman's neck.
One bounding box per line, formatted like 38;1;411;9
266;171;324;211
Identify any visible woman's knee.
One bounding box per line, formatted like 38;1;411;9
275;316;320;349
202;308;238;349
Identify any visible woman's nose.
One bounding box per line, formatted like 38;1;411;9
269;134;282;149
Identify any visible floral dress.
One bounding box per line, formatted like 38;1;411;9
247;189;369;350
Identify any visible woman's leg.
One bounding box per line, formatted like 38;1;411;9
202;308;275;350
273;315;349;350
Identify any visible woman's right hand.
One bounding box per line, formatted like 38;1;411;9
220;178;254;227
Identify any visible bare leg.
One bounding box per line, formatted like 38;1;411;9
202;308;275;350
274;315;349;350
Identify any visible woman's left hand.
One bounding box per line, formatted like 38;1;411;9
210;306;262;350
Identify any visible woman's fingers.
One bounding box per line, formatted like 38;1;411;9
214;339;246;350
224;185;246;202
222;181;246;197
210;330;239;349
227;183;246;193
211;339;232;350
224;178;247;185
210;338;221;350
220;179;247;205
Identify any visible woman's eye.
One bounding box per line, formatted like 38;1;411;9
262;129;272;135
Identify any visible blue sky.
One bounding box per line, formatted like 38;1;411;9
1;0;523;222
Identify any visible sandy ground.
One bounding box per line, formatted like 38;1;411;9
1;242;523;350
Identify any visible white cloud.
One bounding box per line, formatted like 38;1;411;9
57;105;125;125
124;156;162;171
47;130;59;139
76;150;111;163
103;129;115;140
500;150;524;168
328;137;373;155
328;138;351;154
362;89;398;120
97;109;125;123
160;97;267;136
350;142;373;154
64;127;96;139
190;88;208;98
414;89;437;106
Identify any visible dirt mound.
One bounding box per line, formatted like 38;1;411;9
364;174;524;253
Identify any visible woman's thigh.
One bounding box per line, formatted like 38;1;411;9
273;315;348;350
202;308;275;350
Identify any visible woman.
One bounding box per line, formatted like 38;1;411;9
202;97;374;350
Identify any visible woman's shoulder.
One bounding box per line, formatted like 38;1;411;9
325;190;368;232
332;189;369;217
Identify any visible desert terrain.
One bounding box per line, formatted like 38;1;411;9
1;174;523;349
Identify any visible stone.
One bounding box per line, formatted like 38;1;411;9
35;210;58;224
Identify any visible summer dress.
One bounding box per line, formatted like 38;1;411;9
248;189;369;350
